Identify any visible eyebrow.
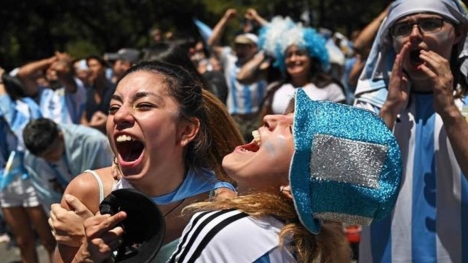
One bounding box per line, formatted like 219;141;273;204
111;91;164;103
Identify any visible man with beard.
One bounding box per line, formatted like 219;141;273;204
16;52;87;125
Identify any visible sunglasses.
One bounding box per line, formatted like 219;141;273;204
390;18;445;38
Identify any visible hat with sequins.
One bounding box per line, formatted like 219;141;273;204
289;88;402;234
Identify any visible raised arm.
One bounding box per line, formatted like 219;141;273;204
244;8;268;27
53;52;78;94
379;42;410;130
208;8;237;58
16;56;57;96
426;47;468;178
348;5;391;89
353;4;390;58
236;51;270;84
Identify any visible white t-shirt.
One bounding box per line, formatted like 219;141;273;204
271;82;345;114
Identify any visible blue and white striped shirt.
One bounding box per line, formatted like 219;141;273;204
37;78;86;124
221;48;267;115
357;93;468;263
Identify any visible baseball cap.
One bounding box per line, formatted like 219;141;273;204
105;48;141;64
234;33;259;46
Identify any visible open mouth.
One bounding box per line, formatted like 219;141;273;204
115;134;144;162
409;49;423;65
252;130;261;146
240;141;260;152
239;130;261;152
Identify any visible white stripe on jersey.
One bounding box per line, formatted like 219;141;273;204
358;94;468;262
391;99;416;262
170;209;295;263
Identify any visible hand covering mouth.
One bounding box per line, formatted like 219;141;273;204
409;49;424;65
116;134;144;162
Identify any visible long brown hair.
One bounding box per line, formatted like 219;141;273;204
201;89;244;184
184;193;351;262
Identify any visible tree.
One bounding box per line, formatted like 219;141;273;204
0;0;390;71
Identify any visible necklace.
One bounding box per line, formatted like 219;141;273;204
163;198;186;218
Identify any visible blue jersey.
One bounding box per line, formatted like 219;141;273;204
358;93;468;263
0;95;42;189
37;78;86;124
221;48;267;115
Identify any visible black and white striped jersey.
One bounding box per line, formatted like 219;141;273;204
168;209;296;263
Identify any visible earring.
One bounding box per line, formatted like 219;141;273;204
112;162;122;181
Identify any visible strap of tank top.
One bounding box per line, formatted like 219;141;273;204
84;169;105;203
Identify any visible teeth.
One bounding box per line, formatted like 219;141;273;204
252;130;261;146
116;135;136;142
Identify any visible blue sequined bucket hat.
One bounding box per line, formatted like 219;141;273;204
290;88;402;234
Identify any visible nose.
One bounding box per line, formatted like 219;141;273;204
112;104;134;127
289;53;298;61
409;24;423;41
263;114;291;129
263;115;278;129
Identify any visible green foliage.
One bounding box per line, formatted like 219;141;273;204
65;40;101;59
0;0;390;71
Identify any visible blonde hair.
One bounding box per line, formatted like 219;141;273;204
184;192;351;262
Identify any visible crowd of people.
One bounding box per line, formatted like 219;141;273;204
1;0;468;262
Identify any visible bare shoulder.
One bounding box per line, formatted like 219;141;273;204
94;166;116;195
62;167;114;213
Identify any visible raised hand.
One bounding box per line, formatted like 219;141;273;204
51;51;73;77
245;8;258;21
419;49;457;116
224;8;237;20
381;42;411;129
